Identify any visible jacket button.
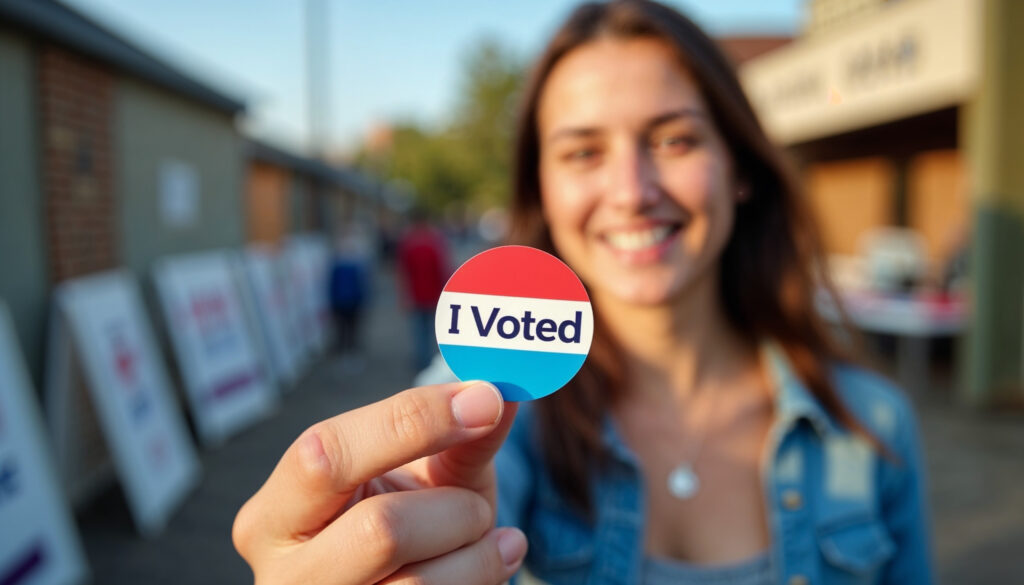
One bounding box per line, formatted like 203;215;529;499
788;575;809;585
782;489;803;510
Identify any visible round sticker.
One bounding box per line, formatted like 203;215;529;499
435;245;593;401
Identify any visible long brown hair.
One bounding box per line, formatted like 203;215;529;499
507;0;873;515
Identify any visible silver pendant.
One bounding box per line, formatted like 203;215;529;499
667;464;699;499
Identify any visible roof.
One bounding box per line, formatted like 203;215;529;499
0;0;245;114
247;139;377;198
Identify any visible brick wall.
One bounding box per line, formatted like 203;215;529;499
39;46;117;282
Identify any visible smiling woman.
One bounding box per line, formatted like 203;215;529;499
233;2;934;584
501;1;933;583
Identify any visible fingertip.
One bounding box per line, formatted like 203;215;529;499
452;381;503;429
495;527;528;570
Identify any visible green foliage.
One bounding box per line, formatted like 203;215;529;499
354;38;524;213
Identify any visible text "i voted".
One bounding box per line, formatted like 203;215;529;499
446;305;583;343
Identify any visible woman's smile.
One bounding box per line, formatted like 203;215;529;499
597;220;685;265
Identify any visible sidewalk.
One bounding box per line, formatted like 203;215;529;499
916;394;1024;582
75;266;1024;583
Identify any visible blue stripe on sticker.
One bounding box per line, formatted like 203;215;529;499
438;344;587;401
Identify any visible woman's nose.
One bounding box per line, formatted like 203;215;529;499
607;145;660;210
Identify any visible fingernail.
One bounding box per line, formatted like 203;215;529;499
496;527;528;569
451;382;502;428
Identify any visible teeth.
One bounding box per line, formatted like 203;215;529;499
605;226;673;251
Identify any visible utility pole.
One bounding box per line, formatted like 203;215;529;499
305;0;329;158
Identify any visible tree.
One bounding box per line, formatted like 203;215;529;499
448;39;524;209
353;38;524;214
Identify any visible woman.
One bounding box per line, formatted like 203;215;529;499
232;2;933;584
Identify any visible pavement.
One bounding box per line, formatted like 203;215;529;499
75;264;1024;584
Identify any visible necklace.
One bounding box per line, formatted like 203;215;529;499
666;384;724;500
667;463;700;499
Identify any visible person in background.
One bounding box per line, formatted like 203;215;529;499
234;2;933;584
396;207;450;372
329;223;372;370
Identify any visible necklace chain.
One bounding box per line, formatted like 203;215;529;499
666;385;724;500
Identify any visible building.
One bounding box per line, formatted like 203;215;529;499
0;0;373;387
740;0;1024;405
246;139;375;246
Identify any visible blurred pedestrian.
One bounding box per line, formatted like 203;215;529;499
396;208;450;371
329;223;372;370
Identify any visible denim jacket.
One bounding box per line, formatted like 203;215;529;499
495;344;934;584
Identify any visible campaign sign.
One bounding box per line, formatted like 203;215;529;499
435;246;593;401
281;242;317;359
49;271;200;536
232;250;286;387
239;247;305;387
300;235;334;348
285;236;333;355
154;251;278;446
0;302;89;585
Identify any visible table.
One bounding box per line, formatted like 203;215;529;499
818;289;968;394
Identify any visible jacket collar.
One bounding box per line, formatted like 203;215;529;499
762;340;837;438
600;340;836;464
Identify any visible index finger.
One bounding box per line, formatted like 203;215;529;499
236;380;505;545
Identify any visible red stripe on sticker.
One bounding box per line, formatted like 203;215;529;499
443;246;588;302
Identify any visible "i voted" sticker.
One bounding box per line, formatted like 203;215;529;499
435;246;593;401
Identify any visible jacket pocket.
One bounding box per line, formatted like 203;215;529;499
817;514;895;575
528;505;595;572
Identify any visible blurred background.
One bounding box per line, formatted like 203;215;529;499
0;0;1022;583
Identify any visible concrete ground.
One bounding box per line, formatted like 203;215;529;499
75;266;1024;584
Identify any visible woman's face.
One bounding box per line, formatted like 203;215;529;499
537;38;740;308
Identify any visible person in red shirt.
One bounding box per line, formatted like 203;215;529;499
396;209;451;371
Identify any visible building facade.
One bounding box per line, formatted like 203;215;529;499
740;0;1024;405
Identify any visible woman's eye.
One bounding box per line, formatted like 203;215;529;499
563;148;599;162
652;134;696;154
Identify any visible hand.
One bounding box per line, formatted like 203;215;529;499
232;381;526;584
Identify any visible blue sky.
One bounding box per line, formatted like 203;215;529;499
62;0;803;156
